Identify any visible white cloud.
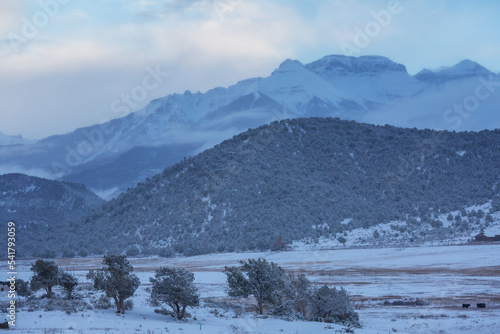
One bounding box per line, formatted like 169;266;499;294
0;164;55;179
0;1;310;138
56;9;91;21
0;1;22;35
1;0;499;138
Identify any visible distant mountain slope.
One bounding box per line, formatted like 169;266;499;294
305;55;424;102
0;131;35;146
0;173;105;257
415;60;494;84
1;55;499;197
60;143;201;198
35;117;500;257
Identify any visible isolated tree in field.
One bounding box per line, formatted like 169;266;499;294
59;272;79;300
337;236;347;246
311;285;360;327
87;255;140;314
149;267;199;320
225;258;287;314
30;259;60;298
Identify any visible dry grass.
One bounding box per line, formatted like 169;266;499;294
297;265;500;277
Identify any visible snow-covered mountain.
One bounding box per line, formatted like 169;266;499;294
362;59;500;131
0;131;35;146
0;55;499;197
414;60;494;84
306;55;424;103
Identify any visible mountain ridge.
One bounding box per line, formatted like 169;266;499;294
414;59;494;84
1;54;499;197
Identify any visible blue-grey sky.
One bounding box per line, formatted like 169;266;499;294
1;0;499;138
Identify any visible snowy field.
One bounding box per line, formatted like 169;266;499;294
3;243;500;334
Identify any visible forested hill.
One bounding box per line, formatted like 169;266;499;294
48;118;500;256
0;173;105;223
0;173;105;257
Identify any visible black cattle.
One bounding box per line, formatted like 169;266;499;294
477;303;486;309
0;321;9;329
462;303;471;308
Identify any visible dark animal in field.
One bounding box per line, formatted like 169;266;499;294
0;321;9;329
477;303;486;309
462;303;471;308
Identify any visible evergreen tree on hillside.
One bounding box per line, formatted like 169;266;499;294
492;197;500;212
337;236;347;246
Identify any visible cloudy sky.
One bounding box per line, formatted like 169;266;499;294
1;0;499;139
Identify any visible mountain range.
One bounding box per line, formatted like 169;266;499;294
1;55;499;198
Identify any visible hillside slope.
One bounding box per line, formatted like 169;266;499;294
0;173;105;257
37;117;500;257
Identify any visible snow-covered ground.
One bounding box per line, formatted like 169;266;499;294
3;243;500;333
293;202;500;251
